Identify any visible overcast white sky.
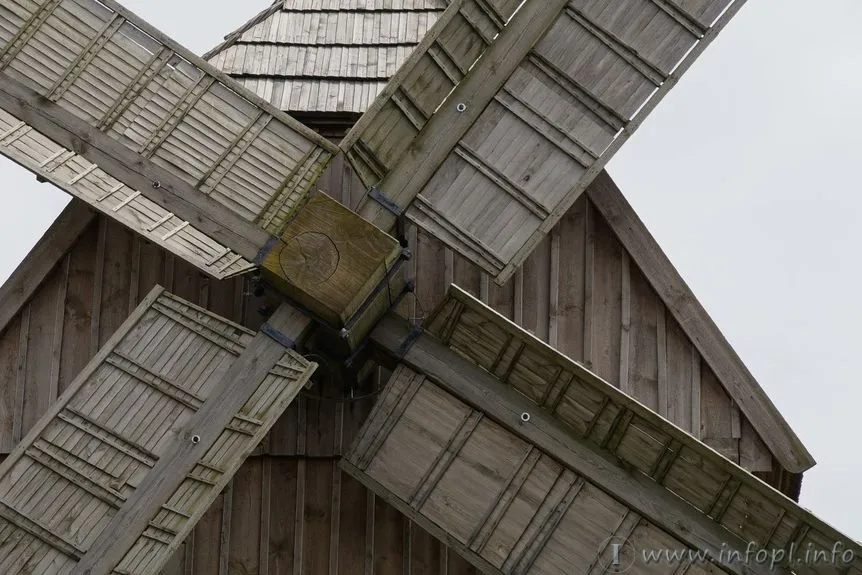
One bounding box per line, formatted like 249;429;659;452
0;0;859;543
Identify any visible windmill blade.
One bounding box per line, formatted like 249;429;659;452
354;287;862;575
0;0;338;279
0;286;316;575
344;0;746;284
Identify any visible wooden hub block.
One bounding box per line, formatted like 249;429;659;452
260;192;406;351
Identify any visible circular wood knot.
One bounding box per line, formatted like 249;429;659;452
280;231;339;287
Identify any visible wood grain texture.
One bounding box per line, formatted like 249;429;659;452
0;169;785;481
204;1;448;114
0;77;262;274
72;301;315;575
586;171;814;473
368;309;860;575
0;288;316;574
0;200;93;339
260;191;403;331
344;0;749;283
202;0;803;482
0;86;806;575
0;0;340;276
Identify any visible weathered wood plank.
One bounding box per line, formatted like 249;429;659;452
364;287;857;575
345;0;750;284
0;0;338;240
587;171;814;473
353;0;569;232
0;74;266;260
0;201;93;338
366;312;854;575
0;287;316;574
72;301;314;574
259;191;404;348
0;314;20;451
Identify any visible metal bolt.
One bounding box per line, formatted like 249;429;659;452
456;103;467;113
152;181;162;189
191;435;201;444
521;412;531;423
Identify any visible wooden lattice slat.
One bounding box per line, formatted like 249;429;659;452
0;287;316;575
344;0;744;283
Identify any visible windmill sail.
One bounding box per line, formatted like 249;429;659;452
344;0;746;284
357;288;862;575
0;0;337;279
0;287;316;574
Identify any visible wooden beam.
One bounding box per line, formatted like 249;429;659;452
498;0;753;284
0;73;269;260
70;303;313;575
91;0;336;157
0;200;94;338
367;315;791;575
356;0;570;231
586;171;815;473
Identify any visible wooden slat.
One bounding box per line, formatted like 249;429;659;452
345;0;749;284
346;357;763;575
0;74;266;260
45;13;126;102
12;305;29;444
0;0;339;276
351;0;569;231
0;201;94;338
0;287;316;575
202;1;448;114
0;0;64;69
0;115;253;279
366;289;857;575
586;172;814;473
218;481;233;575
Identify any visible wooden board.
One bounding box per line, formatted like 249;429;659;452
0;0;337;272
204;1;447;114
0;106;254;279
344;0;746;283
0;179;791;490
0;209;494;573
585;172;814;474
0;286;316;575
259;191;406;350
344;365;760;575
0;201;95;341
363;287;860;575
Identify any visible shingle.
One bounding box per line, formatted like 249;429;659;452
207;0;447;113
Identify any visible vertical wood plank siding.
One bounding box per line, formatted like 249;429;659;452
0;163;777;575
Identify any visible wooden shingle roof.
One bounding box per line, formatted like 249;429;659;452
205;0;447;113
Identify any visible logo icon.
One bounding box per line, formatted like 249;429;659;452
597;537;637;573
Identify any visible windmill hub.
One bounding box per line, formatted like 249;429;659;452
278;231;339;287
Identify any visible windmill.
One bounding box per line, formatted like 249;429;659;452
0;0;858;574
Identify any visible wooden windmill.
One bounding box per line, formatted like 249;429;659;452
0;0;858;573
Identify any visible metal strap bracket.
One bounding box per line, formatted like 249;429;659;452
254;236;281;266
342;248;413;334
368;187;404;217
261;323;296;349
396;326;423;360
